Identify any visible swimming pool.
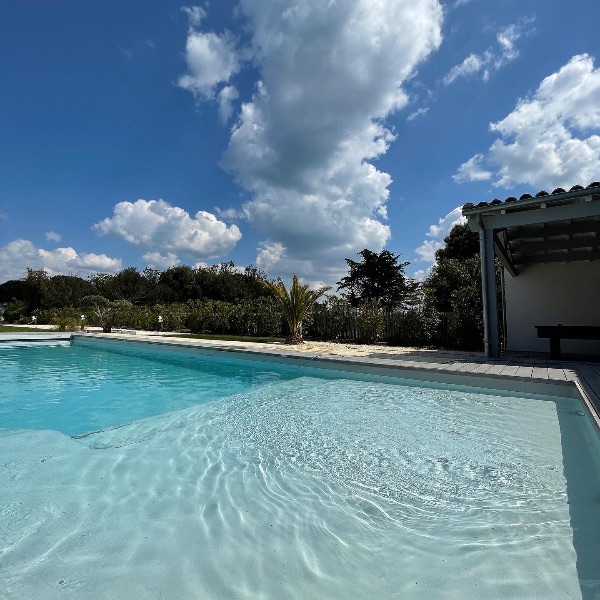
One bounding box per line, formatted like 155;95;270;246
1;337;600;599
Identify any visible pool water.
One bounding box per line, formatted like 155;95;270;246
1;339;600;599
0;340;297;436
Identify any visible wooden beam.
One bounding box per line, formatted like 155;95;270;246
511;237;600;255
508;219;600;241
516;249;600;265
493;231;517;277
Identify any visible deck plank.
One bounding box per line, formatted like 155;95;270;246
531;366;549;379
498;364;521;376
546;367;568;381
484;363;511;375
468;363;495;374
515;365;534;377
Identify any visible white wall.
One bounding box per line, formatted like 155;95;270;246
505;261;600;355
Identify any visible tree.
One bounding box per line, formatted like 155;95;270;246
434;223;479;262
261;274;330;344
43;275;94;309
337;249;415;310
82;295;113;332
423;256;484;350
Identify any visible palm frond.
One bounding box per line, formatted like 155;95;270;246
260;274;331;342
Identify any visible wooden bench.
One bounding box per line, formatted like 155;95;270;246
535;325;600;360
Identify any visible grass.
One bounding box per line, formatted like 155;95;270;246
0;325;45;332
165;333;285;344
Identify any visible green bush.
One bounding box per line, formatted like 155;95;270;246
4;299;29;323
309;297;352;340
187;298;282;337
356;300;384;344
44;307;82;331
385;309;443;347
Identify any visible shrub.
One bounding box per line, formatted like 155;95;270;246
47;307;82;331
309;297;352;340
4;299;29;323
356;300;383;344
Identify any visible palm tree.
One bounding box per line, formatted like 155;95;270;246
261;274;331;344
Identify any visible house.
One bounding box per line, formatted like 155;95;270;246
463;182;600;359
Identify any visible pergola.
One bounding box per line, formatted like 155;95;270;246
462;182;600;358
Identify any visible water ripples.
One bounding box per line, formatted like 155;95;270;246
1;354;597;598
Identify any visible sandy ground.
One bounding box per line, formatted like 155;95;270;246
139;332;460;359
3;323;471;359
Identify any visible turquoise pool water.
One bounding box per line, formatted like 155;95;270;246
1;338;600;599
0;340;298;436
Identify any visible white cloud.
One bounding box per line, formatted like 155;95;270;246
444;17;533;85
180;0;443;283
177;19;240;101
142;251;181;270
0;239;122;282
455;54;600;189
453;153;492;183
255;241;286;272
444;52;489;85
217;85;239;123
406;107;430;122
181;5;206;27
93;199;241;260
412;269;429;282
45;231;61;242
415;239;445;263
414;206;465;263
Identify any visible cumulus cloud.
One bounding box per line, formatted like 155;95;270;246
93;199;241;260
217;85;239;123
414;206;465;263
255;241;286;272
454;54;600;188
453;153;492;183
45;231;61;242
444;17;533;85
412;269;428;282
177;10;240;102
0;239;121;282
180;0;443;283
142;251;181;270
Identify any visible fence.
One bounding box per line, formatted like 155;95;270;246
308;308;450;347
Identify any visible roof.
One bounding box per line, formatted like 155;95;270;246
462;181;600;275
462;181;600;215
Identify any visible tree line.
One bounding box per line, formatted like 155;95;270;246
0;224;488;350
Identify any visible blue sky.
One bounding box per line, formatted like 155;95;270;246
1;0;599;286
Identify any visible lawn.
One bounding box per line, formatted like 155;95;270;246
0;325;45;333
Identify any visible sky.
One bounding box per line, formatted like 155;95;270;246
1;0;599;286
